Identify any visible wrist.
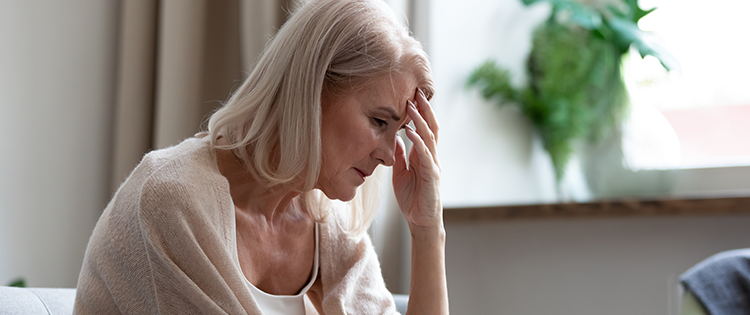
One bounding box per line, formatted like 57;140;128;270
409;223;446;245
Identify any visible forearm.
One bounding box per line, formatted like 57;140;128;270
405;225;449;315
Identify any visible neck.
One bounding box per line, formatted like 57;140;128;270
215;146;306;224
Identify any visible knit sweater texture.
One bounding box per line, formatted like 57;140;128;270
74;136;397;314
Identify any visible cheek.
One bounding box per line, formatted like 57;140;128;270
321;121;360;172
346;124;380;158
332;119;377;155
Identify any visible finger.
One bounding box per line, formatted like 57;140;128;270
404;124;437;168
407;100;438;160
392;134;409;177
415;89;440;142
407;100;436;156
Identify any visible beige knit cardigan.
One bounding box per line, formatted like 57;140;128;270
74;136;398;314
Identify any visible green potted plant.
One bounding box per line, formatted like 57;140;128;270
7;278;25;287
468;0;676;186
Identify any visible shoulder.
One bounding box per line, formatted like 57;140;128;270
118;137;231;224
135;137;223;192
138;137;218;182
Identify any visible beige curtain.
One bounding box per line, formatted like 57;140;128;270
110;0;291;191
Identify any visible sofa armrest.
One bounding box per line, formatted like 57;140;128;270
393;293;408;314
0;286;76;315
0;286;404;315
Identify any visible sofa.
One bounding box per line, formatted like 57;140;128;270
0;287;76;315
0;286;408;314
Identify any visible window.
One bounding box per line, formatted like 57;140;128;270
622;0;750;170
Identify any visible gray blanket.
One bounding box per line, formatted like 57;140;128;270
681;249;750;315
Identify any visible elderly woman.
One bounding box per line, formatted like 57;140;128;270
74;0;447;314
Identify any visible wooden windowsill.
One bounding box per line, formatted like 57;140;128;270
444;196;750;222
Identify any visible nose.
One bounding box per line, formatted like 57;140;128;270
373;133;397;167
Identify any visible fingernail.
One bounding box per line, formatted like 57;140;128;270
405;124;415;132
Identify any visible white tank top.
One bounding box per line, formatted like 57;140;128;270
234;223;319;315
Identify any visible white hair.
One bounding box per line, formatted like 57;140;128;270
207;0;434;236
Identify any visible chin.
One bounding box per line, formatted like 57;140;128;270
320;186;357;202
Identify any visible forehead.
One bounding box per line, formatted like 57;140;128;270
360;72;417;108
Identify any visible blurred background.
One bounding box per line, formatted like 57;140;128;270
1;0;749;314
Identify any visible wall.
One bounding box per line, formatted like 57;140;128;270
427;0;750;314
430;0;556;208
0;1;119;287
446;215;750;315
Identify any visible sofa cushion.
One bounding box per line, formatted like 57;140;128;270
0;286;404;314
0;286;76;315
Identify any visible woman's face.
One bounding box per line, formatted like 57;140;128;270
317;72;417;201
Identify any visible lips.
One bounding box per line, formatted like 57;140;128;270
354;168;371;181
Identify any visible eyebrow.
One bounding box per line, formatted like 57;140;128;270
376;106;402;121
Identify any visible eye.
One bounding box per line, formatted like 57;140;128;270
371;117;388;129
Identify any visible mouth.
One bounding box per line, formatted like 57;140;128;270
354;168;370;181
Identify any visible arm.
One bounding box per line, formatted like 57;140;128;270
392;90;449;315
407;225;449;315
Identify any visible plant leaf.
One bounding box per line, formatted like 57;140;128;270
634;6;656;23
8;278;26;287
467;60;520;103
520;0;603;30
554;0;602;30
607;17;680;71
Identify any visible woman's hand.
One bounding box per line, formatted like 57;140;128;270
393;89;450;315
392;89;443;232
